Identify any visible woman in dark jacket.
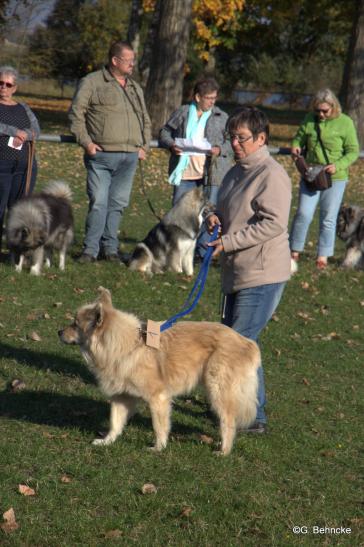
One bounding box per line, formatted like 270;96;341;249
0;65;40;250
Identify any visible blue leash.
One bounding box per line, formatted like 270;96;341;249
160;225;219;332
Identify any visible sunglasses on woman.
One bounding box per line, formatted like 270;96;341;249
315;107;331;114
0;81;15;88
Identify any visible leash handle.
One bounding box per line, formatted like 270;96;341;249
160;224;220;332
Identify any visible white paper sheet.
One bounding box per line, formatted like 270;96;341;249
8;137;23;150
174;137;211;156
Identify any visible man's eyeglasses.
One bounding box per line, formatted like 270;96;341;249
315;107;331;114
114;56;135;66
0;81;15;88
225;132;253;144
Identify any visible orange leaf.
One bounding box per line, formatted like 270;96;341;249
141;483;157;494
18;484;36;496
1;508;19;533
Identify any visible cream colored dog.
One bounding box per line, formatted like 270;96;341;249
59;287;260;455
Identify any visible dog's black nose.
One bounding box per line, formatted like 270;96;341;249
58;330;63;338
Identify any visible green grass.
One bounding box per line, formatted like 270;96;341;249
0;109;363;546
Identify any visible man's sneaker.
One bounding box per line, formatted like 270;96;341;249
76;253;96;264
239;421;267;434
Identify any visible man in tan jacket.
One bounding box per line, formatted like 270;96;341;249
207;106;291;433
69;41;151;263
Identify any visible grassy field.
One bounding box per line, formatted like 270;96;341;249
0;102;363;546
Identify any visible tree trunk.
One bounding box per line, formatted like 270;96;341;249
340;0;364;147
145;0;193;136
127;0;143;56
138;1;161;87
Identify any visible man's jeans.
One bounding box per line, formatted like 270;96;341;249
172;179;219;258
222;282;286;424
83;151;138;257
290;179;347;257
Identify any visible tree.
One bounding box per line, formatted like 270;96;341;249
28;0;130;82
340;0;364;147
145;0;193;135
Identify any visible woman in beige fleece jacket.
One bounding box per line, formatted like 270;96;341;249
207;107;291;432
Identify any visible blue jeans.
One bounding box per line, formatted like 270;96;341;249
83;151;138;257
290;179;347;257
222;282;286;423
172;180;220;258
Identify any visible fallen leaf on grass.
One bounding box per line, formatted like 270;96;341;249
199;434;214;445
73;287;85;294
1;508;19;533
271;314;279;322
53;302;63;308
179;506;193;518
18;484;36;496
141;483;157;494
301;281;310;290
302;377;310;386
104;529;123;538
320;450;335;457
28;331;41;342
10;379;26;392
60;475;72;483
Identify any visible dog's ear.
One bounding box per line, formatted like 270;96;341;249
97;286;112;306
94;303;104;327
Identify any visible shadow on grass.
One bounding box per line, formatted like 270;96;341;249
0;342;93;384
0;388;206;439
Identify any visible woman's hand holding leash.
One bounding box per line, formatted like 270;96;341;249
206;214;223;257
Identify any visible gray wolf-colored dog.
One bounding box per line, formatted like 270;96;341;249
6;181;74;275
128;187;211;275
337;204;364;269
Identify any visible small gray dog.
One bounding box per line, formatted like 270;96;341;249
337;204;364;269
128;187;211;275
6;181;74;275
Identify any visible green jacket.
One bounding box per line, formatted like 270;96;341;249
69;66;152;152
292;112;359;181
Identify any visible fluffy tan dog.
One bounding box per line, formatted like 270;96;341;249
58;287;260;455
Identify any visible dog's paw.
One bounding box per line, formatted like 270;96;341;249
147;444;166;453
30;266;41;276
92;436;115;446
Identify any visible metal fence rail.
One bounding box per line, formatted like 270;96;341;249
37;134;364;158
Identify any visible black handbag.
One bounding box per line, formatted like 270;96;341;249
294;122;332;191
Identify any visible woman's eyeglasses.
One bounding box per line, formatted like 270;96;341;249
224;132;253;144
0;81;15;88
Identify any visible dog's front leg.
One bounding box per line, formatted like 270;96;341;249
168;250;183;273
30;247;44;276
92;394;137;446
14;253;25;273
342;246;362;268
149;393;171;451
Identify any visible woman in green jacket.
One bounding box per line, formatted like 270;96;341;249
290;88;359;270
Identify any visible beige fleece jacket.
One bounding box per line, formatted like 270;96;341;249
217;145;292;293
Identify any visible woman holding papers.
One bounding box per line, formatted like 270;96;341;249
0;65;40;251
159;78;232;259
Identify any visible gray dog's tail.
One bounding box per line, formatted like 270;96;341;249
42;180;72;201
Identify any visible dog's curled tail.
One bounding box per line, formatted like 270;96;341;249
43;180;73;201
